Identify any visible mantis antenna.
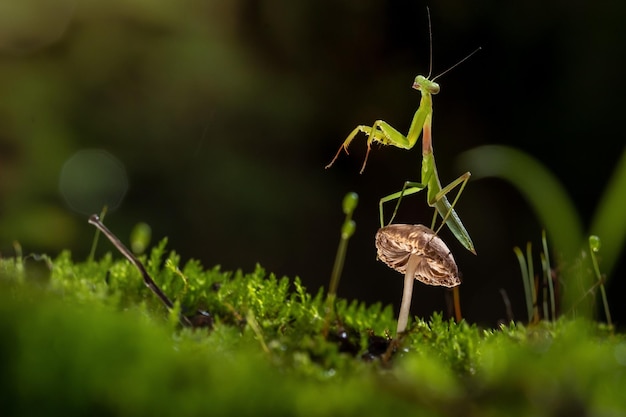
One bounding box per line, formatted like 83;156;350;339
426;6;434;79
425;6;481;82
432;47;482;82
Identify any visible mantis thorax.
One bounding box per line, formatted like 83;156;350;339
412;75;440;95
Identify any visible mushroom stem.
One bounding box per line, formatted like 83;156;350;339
396;253;422;335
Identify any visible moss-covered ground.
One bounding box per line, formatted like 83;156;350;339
1;242;625;416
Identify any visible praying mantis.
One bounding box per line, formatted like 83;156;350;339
325;31;479;255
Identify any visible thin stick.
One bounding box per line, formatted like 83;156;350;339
88;214;192;327
452;287;462;323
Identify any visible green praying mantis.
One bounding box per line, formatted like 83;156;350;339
325;36;479;256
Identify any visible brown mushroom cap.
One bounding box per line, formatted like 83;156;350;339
375;224;460;288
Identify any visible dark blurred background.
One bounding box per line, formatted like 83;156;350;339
1;0;624;326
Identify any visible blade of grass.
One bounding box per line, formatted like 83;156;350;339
542;230;556;321
514;246;533;323
459;145;590;316
589;147;626;276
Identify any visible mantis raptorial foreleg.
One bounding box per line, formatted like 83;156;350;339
326;120;418;174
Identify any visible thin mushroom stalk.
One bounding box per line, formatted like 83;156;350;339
397;254;421;334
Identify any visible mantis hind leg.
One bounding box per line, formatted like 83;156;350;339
428;172;473;323
430;171;475;254
378;181;427;227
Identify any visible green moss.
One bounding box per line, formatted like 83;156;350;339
1;246;626;416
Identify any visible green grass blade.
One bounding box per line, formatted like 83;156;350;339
589;147;626;276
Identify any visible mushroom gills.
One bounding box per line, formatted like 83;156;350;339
375;224;460;288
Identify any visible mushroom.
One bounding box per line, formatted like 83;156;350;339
375;224;460;335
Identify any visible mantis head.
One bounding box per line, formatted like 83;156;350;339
412;75;440;95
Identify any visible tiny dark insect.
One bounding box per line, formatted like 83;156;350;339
361;330;393;362
327;325;361;356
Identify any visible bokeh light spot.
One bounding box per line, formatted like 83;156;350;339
59;149;128;215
